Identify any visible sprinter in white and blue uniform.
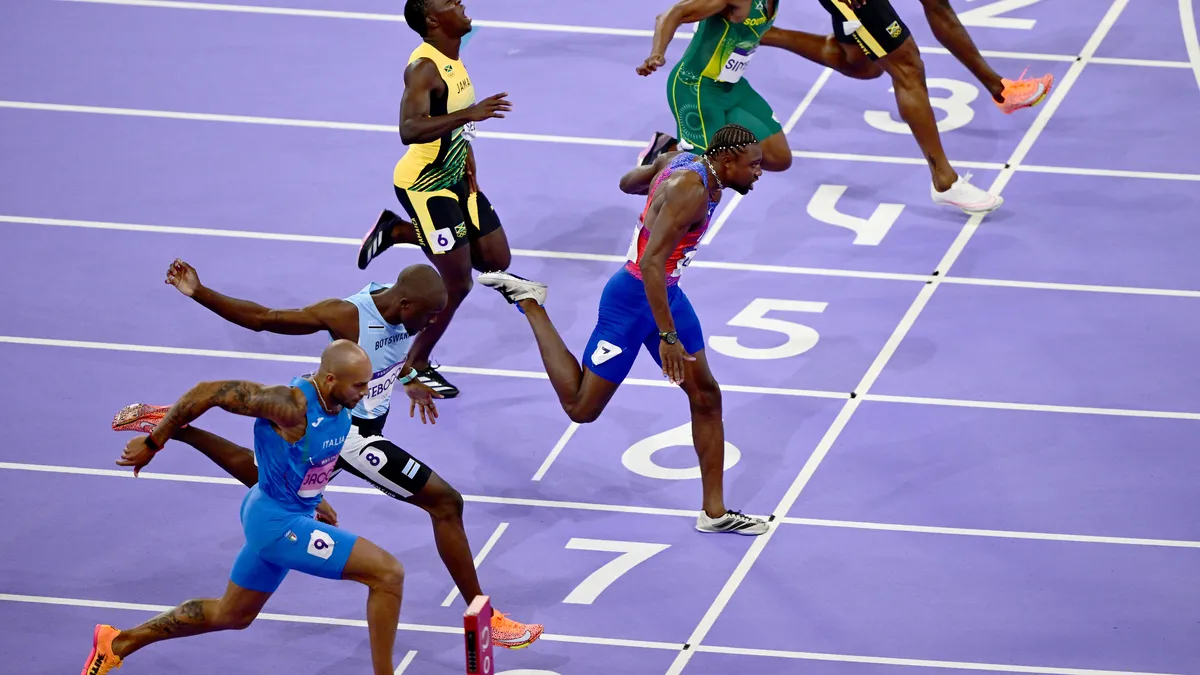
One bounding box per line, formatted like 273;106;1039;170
108;259;545;649
84;341;412;675
333;279;438;499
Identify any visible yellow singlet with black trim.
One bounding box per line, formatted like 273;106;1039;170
393;42;476;192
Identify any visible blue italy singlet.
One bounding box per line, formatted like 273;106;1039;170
252;376;351;513
341;282;413;420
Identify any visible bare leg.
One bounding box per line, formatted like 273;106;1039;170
765;27;883;79
920;0;1005;101
339;538;407;675
171;426;259;487
514;298;620;423
875;38;959;191
406;245;475;375
678;350;727;518
468;224;512;274
403;472;483;604
111;581;270;657
759;131;793;172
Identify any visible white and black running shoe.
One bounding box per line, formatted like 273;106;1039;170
414;362;459;399
696;510;769;536
477;271;548;307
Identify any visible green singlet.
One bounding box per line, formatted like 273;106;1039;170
666;0;782;152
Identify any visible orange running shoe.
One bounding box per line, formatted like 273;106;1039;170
111;403;179;434
490;610;544;650
81;624;122;675
995;68;1054;114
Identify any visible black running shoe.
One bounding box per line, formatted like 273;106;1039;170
637;131;679;166
358;209;401;270
415;363;459;399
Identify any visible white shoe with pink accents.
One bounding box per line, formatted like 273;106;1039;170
931;172;1004;215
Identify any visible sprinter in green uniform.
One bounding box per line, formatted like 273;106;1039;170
637;0;793;173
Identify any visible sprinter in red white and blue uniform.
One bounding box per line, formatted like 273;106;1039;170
480;123;770;536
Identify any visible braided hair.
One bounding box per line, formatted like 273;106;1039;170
404;0;432;36
703;124;758;157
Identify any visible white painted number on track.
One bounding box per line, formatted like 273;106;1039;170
865;78;980;134
562;538;671;605
622;422;742;480
958;0;1042;30
708;298;826;360
807;184;905;246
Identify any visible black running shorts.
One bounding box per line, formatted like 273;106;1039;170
394;176;503;256
335;420;434;500
819;0;912;61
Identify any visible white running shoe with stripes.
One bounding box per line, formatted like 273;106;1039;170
696;510;769;536
477;271;548;307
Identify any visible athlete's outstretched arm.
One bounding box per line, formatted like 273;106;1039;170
399;59;510;145
165;259;356;339
638;0;752;75
638;177;708;383
158;381;305;444
117;381;306;475
618;151;683;195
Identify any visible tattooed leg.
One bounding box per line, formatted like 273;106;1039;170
110;581;272;658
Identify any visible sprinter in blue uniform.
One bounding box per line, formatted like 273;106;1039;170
110;259;543;649
83;340;409;675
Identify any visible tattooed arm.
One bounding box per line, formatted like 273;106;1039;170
151;380;305;447
117;380;305;476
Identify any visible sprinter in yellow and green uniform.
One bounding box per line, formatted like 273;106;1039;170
357;0;517;400
636;0;793;173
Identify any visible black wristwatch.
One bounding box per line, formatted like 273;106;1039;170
659;331;679;345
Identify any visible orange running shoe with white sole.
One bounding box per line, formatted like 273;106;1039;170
81;624;122;675
995;69;1054;114
491;611;544;649
111;403;179;434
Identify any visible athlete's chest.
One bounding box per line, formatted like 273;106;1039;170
438;60;475;110
299;410;350;460
712;0;776;40
363;324;410;358
741;0;777;30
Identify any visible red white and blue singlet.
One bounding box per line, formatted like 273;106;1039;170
623;153;719;285
583;154;714;384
